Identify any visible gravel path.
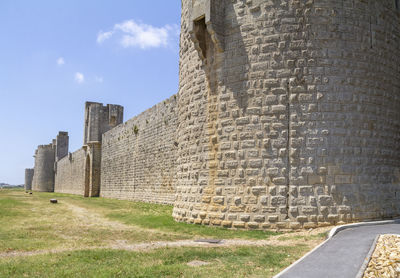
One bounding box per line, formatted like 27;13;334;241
363;234;400;278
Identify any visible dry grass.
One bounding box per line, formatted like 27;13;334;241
0;189;183;253
0;189;330;277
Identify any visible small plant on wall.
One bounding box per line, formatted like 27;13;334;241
134;125;139;135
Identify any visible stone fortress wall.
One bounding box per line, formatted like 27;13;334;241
172;0;400;229
29;98;177;204
54;148;86;195
101;95;178;204
27;0;400;230
81;102;124;197
29;103;124;196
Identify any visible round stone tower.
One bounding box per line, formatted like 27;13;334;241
32;144;55;192
24;169;34;191
173;0;400;229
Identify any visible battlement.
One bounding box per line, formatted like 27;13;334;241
36;143;54;151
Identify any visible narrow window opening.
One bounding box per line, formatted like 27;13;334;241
84;155;91;197
110;115;116;126
193;17;208;59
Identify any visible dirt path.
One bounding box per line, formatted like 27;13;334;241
64;202;132;230
63;201;186;238
109;236;324;251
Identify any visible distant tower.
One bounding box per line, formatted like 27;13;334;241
83;102;123;145
32;143;55;192
83;102;123;197
31;131;69;192
24;169;34;191
55;132;69;162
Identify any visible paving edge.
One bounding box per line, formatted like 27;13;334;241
355;235;380;278
273;234;330;278
328;218;400;239
274;218;400;278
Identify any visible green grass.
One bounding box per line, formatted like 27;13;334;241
0;245;308;278
106;211;279;239
41;190;280;239
64;195;280;240
0;191;65;252
0;190;184;252
0;197;27;217
277;232;327;241
0;189;278;253
0;189;328;277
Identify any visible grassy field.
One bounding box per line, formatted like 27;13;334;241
0;188;329;277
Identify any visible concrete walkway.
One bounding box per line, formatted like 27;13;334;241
276;220;400;278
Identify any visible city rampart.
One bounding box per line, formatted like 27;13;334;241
100;95;178;204
54;148;86;195
27;0;400;230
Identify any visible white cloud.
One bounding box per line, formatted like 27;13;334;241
97;31;113;44
57;57;65;66
75;72;85;84
94;76;104;83
97;20;179;49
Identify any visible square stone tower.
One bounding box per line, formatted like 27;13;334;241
83;102;123;197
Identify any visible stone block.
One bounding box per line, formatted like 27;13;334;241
254;215;265;222
232;221;246;228
221;221;232;227
247;222;260;229
334;175;352;184
318;195;333;206
252;186;266;195
240;214;251;222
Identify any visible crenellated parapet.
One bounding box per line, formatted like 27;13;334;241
55;132;69;162
83;102;123;145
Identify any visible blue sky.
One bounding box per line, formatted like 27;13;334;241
0;1;181;184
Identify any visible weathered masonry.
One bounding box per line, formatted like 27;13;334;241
28;0;400;230
32;131;69;192
31;103;123;196
54;102;124;197
172;0;400;229
100;95;178;204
